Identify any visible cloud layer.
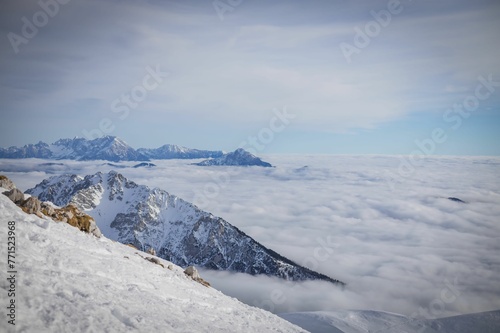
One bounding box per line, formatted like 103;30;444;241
2;154;500;317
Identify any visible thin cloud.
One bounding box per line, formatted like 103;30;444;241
0;1;498;149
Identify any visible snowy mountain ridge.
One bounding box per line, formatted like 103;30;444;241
138;144;224;159
195;148;273;167
0;136;223;161
25;171;343;285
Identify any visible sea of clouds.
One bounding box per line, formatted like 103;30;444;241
1;155;499;317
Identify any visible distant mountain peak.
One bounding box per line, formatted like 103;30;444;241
0;136;224;162
137;144;223;159
195;148;273;167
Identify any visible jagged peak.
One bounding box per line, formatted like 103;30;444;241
233;147;250;154
1;136;223;162
41;173;82;184
195;148;273;167
25;171;343;285
97;135;118;141
53;137;86;145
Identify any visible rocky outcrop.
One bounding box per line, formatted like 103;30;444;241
21;196;42;215
1;175;101;238
184;266;210;287
0;175;16;190
184;266;201;279
48;204;102;237
144;256;164;268
41;201;55;216
3;188;25;205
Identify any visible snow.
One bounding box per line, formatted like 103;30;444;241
0;194;306;333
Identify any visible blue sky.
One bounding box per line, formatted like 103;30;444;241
0;0;499;155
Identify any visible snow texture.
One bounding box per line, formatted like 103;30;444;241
0;194;306;333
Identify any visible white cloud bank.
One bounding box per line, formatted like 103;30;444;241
1;155;499;317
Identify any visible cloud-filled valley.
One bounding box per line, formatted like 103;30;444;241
2;155;499;318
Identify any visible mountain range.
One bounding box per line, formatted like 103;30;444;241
25;171;343;285
0;136;223;161
138;144;223;159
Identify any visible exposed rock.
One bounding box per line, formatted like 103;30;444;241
184;266;211;287
135;252;166;268
1;177;101;238
63;209;74;220
147;247;157;256
48;204;102;238
3;188;25;205
0;175;16;190
184;266;201;279
145;257;165;268
21;196;42;215
41;202;55;216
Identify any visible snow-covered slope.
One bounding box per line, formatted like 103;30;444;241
25;171;343;285
0;193;307;333
138;144;223;159
279;309;500;333
0;137;223;161
195;148;273;167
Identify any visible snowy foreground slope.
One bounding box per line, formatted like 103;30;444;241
0;193;306;333
279;309;500;333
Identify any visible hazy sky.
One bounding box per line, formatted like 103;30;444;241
1;0;499;154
